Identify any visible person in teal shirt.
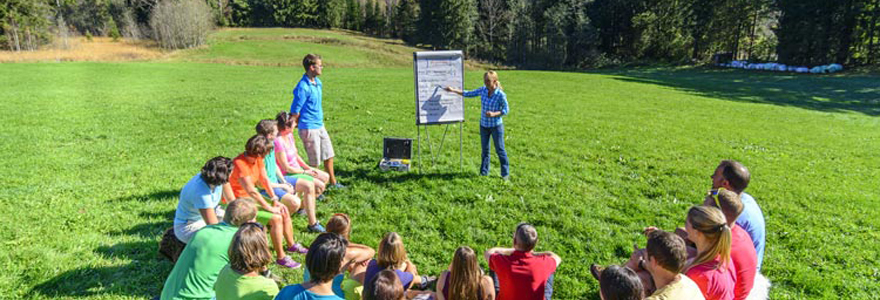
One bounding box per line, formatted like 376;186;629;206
255;119;323;234
275;233;349;300
161;198;258;300
214;223;280;300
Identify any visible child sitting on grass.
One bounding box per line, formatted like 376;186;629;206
173;156;236;244
363;270;406;300
274;111;329;195
255;118;323;233
228;134;305;268
364;232;433;292
275;233;349;300
214;223;279;300
436;246;494;300
300;214;374;300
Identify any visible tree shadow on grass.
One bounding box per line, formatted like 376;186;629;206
339;164;474;185
29;190;182;298
108;218;174;239
108;189;179;203
29;240;173;298
598;68;880;116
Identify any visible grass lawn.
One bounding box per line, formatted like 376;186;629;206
1;28;879;299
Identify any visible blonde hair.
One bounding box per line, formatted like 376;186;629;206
377;232;407;269
224;198;257;226
485;71;502;90
685;206;731;272
326;213;351;241
449;246;482;300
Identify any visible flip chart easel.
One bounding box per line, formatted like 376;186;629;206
413;50;465;171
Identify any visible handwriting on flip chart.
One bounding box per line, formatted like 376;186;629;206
414;52;464;125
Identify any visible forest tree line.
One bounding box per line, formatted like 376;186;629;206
2;0;879;68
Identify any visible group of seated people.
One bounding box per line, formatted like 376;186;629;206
169;113;331;269
159;113;767;300
591;160;768;300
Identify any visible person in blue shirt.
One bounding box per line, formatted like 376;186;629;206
290;54;344;190
174;157;237;243
276;233;350;300
445;71;510;179
711;160;766;270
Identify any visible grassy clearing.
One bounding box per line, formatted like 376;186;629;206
1;29;879;300
170;28;493;69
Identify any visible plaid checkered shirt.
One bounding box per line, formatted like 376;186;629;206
463;86;509;127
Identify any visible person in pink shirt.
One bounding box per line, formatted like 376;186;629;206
274;111;328;196
703;189;757;300
683;206;736;300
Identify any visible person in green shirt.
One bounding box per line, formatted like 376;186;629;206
161;198;258;300
215;223;280;300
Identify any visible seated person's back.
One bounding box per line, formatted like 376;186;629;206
276;233;349;300
486;223;561;300
162;199;257;300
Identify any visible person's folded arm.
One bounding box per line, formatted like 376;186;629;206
240;176;275;212
485;247;515;263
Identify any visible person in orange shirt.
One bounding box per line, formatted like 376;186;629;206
229;134;304;269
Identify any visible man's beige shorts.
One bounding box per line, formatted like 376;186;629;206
299;126;335;166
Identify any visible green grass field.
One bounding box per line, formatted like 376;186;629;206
1;28;879;299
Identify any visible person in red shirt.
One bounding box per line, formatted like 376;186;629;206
683;206;736;300
485;223;562;300
228;134;303;268
703;189;757;300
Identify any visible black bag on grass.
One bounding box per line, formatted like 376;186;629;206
159;227;186;263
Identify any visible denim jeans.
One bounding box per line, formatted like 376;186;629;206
480;124;509;177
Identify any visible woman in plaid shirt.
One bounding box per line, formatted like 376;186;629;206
446;71;510;179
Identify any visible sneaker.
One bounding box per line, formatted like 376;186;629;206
317;194;325;201
419;275;437;290
328;183;347;190
308;222;326;233
286;243;309;254
260;269;283;284
276;256;302;269
296;209;306;216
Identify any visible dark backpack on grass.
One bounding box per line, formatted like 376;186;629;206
158;227;186;263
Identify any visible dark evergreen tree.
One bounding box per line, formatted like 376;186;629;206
437;0;476;51
394;0;419;44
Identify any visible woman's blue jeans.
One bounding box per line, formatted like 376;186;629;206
480;124;509;177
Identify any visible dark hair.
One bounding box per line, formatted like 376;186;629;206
645;230;688;274
514;223;538;252
599;265;644;300
200;156;233;186
275;111;294;132
305;232;349;284
719;160;750;193
363;269;405;300
229;223;272;273
255;119;277;136
302;54;322;71
245;135;272;157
